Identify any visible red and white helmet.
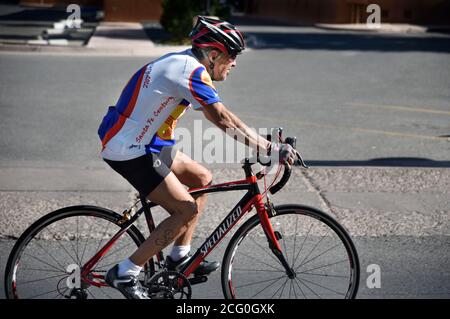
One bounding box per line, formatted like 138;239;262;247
189;16;245;57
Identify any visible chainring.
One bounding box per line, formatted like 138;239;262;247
146;270;192;299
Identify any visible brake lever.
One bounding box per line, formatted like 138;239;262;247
294;152;308;169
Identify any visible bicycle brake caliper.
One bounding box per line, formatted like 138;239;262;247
118;209;132;225
265;202;276;217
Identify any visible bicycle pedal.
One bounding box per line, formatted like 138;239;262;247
188;276;208;285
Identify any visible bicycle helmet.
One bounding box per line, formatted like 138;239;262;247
189;16;245;57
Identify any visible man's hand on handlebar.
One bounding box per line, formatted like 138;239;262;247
270;142;297;166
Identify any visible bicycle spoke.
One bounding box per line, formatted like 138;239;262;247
33;240;68;271
300;272;349;278
298;236;325;269
29;288;63;299
295;243;341;271
93;219;114;261
96;260;120;270
233;268;282;273
289;279;298;299
86;288;97;299
22;252;65;274
20;267;67;274
65;216;82;266
76;216;80;265
45;227;79;266
235;248;284;272
248;235;284;270
299;259;348;274
235;275;285;289
59;217;82;266
291;216;300;268
51;287;68;299
292;221;313;267
249;276;286;298
269;277;288;299
19;273;68;285
297;276;346;296
97;241;135;268
289;279;293;298
80;220;96;264
293;276;307;299
276;278;289;299
296;276;322;299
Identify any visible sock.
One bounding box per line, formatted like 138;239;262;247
117;258;142;277
170;245;191;262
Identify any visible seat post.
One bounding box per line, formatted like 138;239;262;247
140;195;164;264
139;195;155;232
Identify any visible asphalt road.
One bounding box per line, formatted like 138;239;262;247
0;25;449;299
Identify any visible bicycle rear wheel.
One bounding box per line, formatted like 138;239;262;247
4;206;145;299
221;204;360;299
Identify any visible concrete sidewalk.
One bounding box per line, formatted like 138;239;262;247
0;3;188;57
0;21;189;56
85;22;189;56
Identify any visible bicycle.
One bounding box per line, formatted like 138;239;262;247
4;129;360;299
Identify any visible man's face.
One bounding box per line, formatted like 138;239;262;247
212;51;237;81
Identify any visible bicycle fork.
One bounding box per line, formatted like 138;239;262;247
254;194;296;279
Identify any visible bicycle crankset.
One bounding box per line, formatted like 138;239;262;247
145;270;192;299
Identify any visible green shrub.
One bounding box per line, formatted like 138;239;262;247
160;0;231;43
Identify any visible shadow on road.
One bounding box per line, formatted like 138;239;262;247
244;31;450;53
0;5;100;23
307;157;450;168
230;14;450;54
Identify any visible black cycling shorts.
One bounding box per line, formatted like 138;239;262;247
104;146;177;197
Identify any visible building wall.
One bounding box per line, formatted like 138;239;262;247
20;0;103;6
20;0;163;22
103;0;162;22
244;0;450;24
20;0;450;24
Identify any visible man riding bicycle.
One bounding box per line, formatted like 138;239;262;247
98;16;297;299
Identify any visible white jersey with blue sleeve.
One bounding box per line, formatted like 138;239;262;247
98;49;221;161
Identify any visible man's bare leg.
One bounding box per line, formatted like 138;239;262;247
128;172;199;266
169;151;212;247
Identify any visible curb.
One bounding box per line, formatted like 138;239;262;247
315;23;429;33
0;43;190;56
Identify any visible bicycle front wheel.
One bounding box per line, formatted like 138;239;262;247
4;206;145;299
221;204;360;299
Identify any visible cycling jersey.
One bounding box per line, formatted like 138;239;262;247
98;49;221;161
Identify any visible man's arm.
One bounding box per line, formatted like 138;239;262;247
201;102;271;153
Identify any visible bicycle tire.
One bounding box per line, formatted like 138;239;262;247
221;204;360;299
4;205;147;299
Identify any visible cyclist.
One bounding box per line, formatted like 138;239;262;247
98;16;297;299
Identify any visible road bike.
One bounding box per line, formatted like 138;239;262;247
4;129;360;299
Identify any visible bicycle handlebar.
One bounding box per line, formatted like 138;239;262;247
244;129;308;195
268;135;308;195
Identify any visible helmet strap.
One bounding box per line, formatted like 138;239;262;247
209;60;215;81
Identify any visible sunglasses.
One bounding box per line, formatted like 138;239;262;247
229;52;238;60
